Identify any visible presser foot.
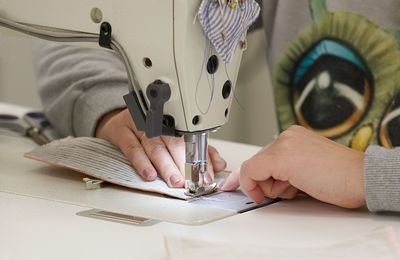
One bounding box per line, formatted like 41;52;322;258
184;182;217;197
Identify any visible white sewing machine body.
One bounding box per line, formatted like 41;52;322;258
0;0;243;134
0;0;247;196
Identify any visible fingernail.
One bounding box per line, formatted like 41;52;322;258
143;168;157;180
169;174;183;187
218;180;226;189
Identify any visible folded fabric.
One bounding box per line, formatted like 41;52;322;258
198;0;260;63
164;226;400;260
25;137;190;200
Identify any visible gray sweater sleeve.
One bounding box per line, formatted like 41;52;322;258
365;145;400;212
32;40;129;137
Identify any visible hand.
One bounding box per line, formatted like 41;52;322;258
221;167;300;200
221;125;365;208
95;109;227;188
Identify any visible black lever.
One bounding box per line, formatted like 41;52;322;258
145;80;171;138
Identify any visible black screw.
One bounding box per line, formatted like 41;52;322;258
149;89;158;98
222;80;232;99
100;22;111;35
207;55;219;74
162;115;174;127
192;115;200;125
143;57;153;68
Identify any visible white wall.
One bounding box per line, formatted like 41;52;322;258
211;29;279;146
0;34;41;108
0;29;278;146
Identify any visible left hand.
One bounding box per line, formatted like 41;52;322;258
96;108;226;188
221;125;366;208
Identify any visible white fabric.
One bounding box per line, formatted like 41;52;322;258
165;226;400;260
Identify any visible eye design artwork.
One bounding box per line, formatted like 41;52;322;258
379;92;400;148
291;39;373;138
274;5;400;149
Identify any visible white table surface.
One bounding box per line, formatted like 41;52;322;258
1;134;400;260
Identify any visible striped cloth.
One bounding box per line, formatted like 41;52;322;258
25;137;191;200
198;0;260;63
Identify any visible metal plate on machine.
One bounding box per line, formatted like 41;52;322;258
77;209;160;226
75;191;277;227
189;190;279;213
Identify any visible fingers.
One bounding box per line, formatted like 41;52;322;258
205;152;215;184
161;136;185;174
239;157;273;202
162;135;217;187
257;179;289;199
240;169;266;204
208;145;227;173
240;174;298;202
97;109;186;188
240;155;296;202
279;186;299;200
160;137;224;186
141;135;185;188
242;154;283;182
270;180;291;197
112;127;158;182
220;168;240;191
96;109;159;182
260;180;298;199
160;138;226;186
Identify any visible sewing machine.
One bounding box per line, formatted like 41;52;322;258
0;0;246;196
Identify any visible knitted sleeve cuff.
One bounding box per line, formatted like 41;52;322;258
364;145;400;212
72;84;127;137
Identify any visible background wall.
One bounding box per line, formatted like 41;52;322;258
0;29;278;146
211;29;279;146
0;34;41;108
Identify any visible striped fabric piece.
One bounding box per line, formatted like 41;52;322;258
25;137;191;200
198;0;260;63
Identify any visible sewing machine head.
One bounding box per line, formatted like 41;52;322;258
123;0;259;196
0;0;259;196
123;0;261;196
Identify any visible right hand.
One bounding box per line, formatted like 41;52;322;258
221;125;365;208
95;108;227;188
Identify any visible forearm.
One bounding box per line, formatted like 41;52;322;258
32;40;128;137
364;145;400;212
